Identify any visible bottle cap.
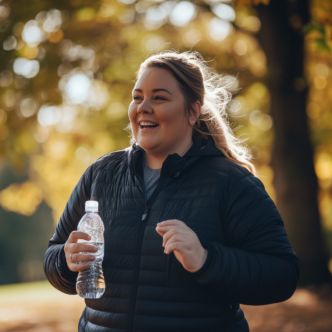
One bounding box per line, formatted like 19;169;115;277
85;200;98;212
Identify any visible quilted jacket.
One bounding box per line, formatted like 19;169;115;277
44;136;300;332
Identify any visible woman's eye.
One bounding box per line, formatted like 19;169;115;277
155;96;166;100
133;96;141;100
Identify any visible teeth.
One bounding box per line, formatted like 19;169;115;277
140;122;158;126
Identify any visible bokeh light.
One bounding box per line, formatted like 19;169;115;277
0;181;43;216
145;6;167;30
13;57;40;78
169;1;196;27
3;36;17;51
42;9;62;33
118;0;136;4
249;110;273;131
64;73;91;104
208;17;233;41
234;40;248;56
22;20;42;46
212;3;235;22
0;70;13;87
20;98;37;117
144;35;166;52
0;109;7;125
75;147;91;163
0;5;10;20
37;105;61;126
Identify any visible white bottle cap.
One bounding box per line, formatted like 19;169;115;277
85;200;98;212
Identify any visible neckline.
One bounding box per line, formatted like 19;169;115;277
143;155;162;171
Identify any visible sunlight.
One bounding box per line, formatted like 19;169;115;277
169;1;196;27
0;70;13;87
234;39;248;55
0;181;43;216
37;105;61;126
145;6;167;30
20;98;37;117
3;36;17;51
118;0;136;4
22;20;42;46
13;57;40;78
208;17;233;41
64;73;91;104
212;3;235;22
144;35;166;52
249;110;273;131
42;9;62;33
75;147;91;163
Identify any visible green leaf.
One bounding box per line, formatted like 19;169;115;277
316;38;331;53
303;23;325;36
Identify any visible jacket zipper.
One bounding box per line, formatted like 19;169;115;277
128;156;173;332
141;188;148;221
128;172;147;332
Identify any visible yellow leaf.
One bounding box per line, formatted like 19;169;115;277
21;46;39;60
0;181;43;216
48;29;64;44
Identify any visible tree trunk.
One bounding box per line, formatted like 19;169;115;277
256;0;331;285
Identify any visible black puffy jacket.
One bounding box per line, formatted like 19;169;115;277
44;136;300;332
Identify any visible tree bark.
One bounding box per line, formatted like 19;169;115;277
256;0;331;285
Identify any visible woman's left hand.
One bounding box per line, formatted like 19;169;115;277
155;219;208;273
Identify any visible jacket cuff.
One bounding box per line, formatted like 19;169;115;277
191;242;215;279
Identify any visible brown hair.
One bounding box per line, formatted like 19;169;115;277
128;50;258;177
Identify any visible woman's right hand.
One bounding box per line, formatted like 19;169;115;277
64;231;98;272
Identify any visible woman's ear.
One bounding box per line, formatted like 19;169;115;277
189;101;202;127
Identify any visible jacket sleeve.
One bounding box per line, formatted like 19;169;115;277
192;168;301;305
43;164;93;295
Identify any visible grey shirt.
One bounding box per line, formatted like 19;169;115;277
142;156;161;201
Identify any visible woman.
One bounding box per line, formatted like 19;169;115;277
44;50;300;332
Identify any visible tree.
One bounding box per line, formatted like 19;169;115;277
255;0;332;284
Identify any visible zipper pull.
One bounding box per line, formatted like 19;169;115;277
142;207;148;221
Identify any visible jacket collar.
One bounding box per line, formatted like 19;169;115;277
128;136;224;179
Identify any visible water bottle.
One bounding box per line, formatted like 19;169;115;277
76;200;105;299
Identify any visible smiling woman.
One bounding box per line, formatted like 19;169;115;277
127;51;256;173
44;50;300;332
128;67;198;169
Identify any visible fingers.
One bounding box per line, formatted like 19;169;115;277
155;225;175;237
161;227;179;247
163;232;189;253
157;219;184;227
68;261;90;273
70;253;96;264
155;220;187;237
71;242;98;253
165;241;183;254
67;231;91;243
65;249;97;272
64;232;98;272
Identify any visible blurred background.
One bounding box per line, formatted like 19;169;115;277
0;0;332;331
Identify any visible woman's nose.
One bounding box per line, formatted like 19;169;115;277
137;99;152;114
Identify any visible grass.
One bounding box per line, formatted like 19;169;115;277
0;280;64;302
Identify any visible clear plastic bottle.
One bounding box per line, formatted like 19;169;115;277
76;200;105;299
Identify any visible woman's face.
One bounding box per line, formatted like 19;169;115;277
128;67;196;157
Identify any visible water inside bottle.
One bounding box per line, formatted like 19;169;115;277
76;242;105;299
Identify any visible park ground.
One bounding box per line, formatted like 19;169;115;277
0;281;331;332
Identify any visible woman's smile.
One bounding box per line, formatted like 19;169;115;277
139;121;160;131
